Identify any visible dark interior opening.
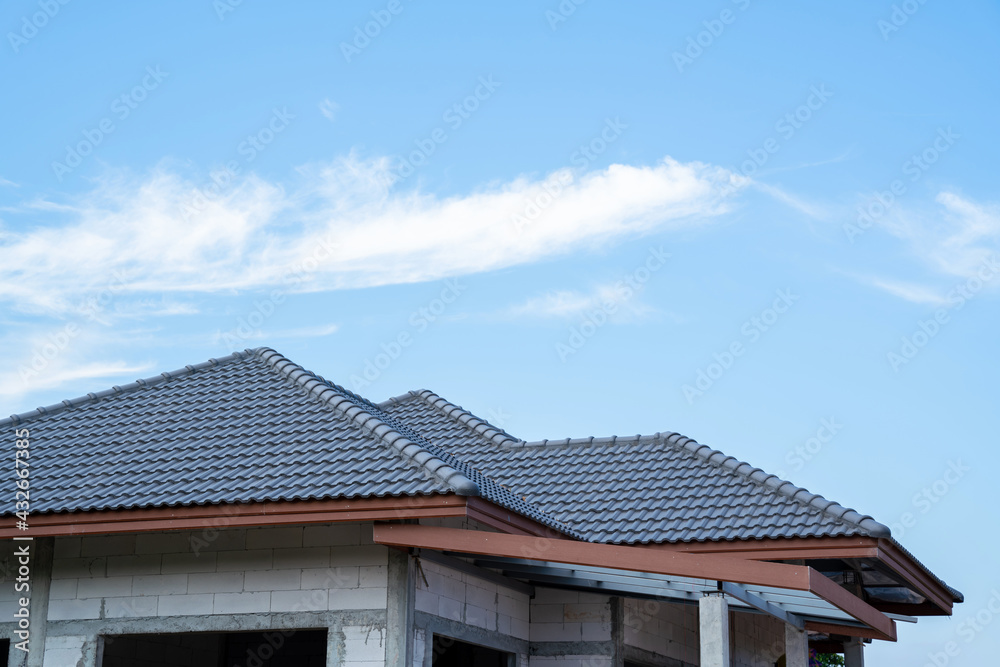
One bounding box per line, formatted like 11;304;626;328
100;629;326;667
432;634;510;667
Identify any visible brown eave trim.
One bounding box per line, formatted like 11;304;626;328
464;497;571;538
647;535;954;616
372;523;896;640
804;621;895;642
0;495;468;539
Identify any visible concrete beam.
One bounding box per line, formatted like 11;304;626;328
844;637;865;667
699;593;729;667
785;622;809;667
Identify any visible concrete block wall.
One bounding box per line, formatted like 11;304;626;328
47;524;388;623
623;597;699;665
414;558;529;641
729;611;785;667
529;588;613;643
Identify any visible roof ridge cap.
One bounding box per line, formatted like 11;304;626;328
671;435;891;539
514;432;666;449
409;389;522;447
254;349;480;497
1;348;257;427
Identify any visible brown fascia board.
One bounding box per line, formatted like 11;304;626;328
372;523;897;641
644;535;955;616
0;495;571;540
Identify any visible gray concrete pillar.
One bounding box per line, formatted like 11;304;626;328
844;637;865;667
784;623;809;667
386;549;415;667
699;593;729;667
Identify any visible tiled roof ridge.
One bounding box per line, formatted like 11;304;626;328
252;348;480;497
1;349;254;427
379;389;523;447
516;431;891;539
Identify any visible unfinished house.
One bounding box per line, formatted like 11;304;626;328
0;347;961;666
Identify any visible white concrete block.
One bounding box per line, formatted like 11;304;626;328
511;618;530;641
271;588;328;612
438;596;463;621
48;578;78;600
135;532;193;554
187;571;244;594
343;625;386;663
52;557;106;579
414;589;438;614
43;635;87;667
214;591;271;614
328;586;386;610
132;574;188;596
47;598;101;621
330;545;387;567
53;537;81;559
104;596;158;618
359;565;387;588
161;552;218;574
106;554;162;576
216;549;273;572
81;534;136;557
158;593;215;616
302;566;359;590
531;622;582;642
77;575;133;599
244;568;301;591
272;547;330;569
304;523;361;546
246;526;303;549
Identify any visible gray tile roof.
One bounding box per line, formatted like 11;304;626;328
1;348;581;538
379;389;892;544
2;345;890;548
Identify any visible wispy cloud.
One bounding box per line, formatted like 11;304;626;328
0;155;744;315
319;99;339;122
506;284;656;322
211;322;339;345
0;176;19;188
850;191;1000;302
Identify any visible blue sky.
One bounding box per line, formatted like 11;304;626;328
2;1;998;662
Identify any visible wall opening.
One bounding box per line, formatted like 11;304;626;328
100;629;327;667
432;634;512;667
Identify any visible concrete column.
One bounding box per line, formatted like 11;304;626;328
16;537;54;667
844;637;865;667
386;549;415;667
784;623;809;667
699;593;729;667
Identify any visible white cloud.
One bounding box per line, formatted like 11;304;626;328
319;99;339;122
884;192;1000;278
0;155;744;314
0;176;19;188
506;284;656;322
856;191;1000;302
